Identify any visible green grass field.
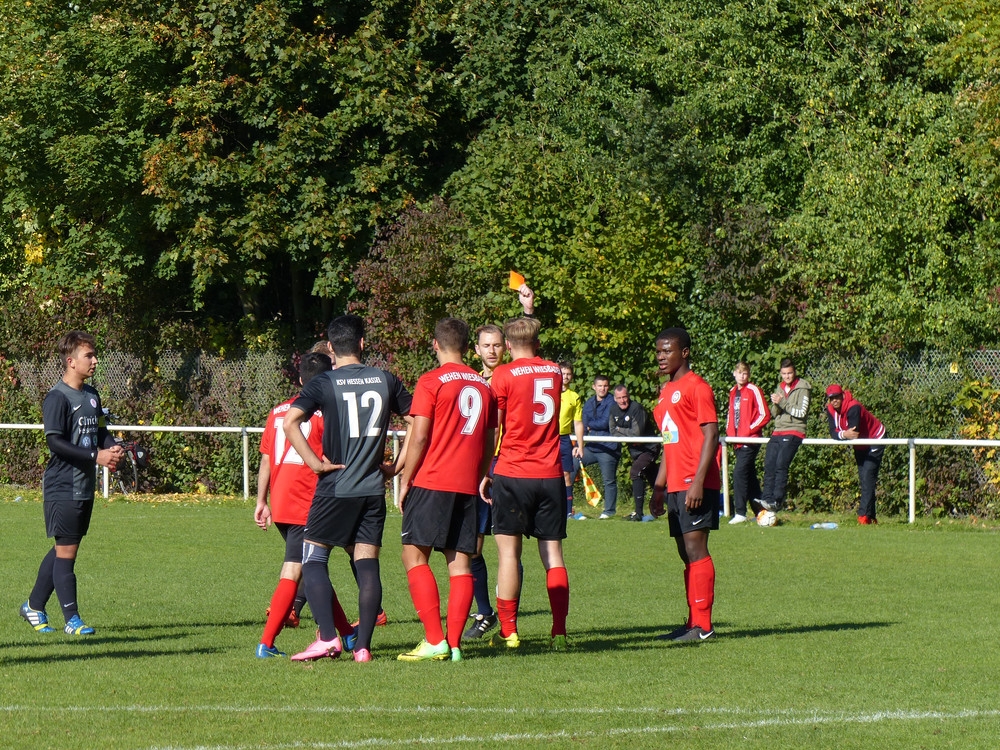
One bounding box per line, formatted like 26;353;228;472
2;491;1000;749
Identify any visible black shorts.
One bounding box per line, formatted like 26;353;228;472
667;488;721;537
304;493;386;548
44;499;93;540
559;435;575;474
401;487;477;554
276;522;305;564
491;474;567;541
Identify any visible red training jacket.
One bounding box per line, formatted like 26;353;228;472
826;390;885;447
727;383;771;441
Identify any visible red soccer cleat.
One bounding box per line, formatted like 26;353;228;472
265;607;301;628
858;515;870;525
350;610;388;628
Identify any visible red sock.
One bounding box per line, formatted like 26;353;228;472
407;564;444;644
261;578;298;647
496;597;519;637
446;574;474;649
332;593;353;637
546;567;569;636
688;556;715;631
684;563;693;628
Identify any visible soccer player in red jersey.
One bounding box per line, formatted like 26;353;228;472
396;318;497;662
254;351;355;658
650;327;721;643
479;316;570;650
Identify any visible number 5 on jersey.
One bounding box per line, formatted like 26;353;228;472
533;378;555;425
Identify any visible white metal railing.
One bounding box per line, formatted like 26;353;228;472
719;436;1000;523
4;423;1000;523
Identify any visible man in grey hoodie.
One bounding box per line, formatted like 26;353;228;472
759;359;811;518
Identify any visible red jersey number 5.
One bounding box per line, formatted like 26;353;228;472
533;378;555;425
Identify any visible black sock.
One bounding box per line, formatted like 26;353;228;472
53;556;79;623
293;580;307;617
302;547;336;641
353;558;382;651
29;547;57;612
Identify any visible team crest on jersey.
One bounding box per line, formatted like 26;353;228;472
671;391;681;404
90;398;98;408
660;412;679;444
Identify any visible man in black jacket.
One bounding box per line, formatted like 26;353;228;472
609;385;660;521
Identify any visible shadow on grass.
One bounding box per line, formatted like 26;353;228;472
560;620;897;652
106;620;263;631
0;645;224;666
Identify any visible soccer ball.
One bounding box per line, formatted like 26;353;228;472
756;510;777;527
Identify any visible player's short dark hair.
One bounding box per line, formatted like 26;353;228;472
780;358;795;371
299;351;332;384
57;330;96;363
434;318;470;354
475;324;503;343
655;327;691;351
593;374;610;385
503;316;541;346
614;384;628;394
327;315;365;357
558;361;574;373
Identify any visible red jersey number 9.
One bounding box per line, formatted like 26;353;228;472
459;386;483;435
532;377;555;425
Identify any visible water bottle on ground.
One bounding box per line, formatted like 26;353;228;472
810;522;838;530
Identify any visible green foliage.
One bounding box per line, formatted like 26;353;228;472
0;0;465;345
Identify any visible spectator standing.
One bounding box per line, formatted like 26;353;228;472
725;362;770;524
582;375;621;518
608;385;659;521
759;359;812;523
824;384;886;525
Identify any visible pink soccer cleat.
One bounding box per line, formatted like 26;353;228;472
291;635;342;661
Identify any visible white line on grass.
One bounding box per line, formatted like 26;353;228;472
139;709;1000;749
4;706;1000;748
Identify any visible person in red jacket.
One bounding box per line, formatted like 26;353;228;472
726;362;770;524
824;384;886;525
